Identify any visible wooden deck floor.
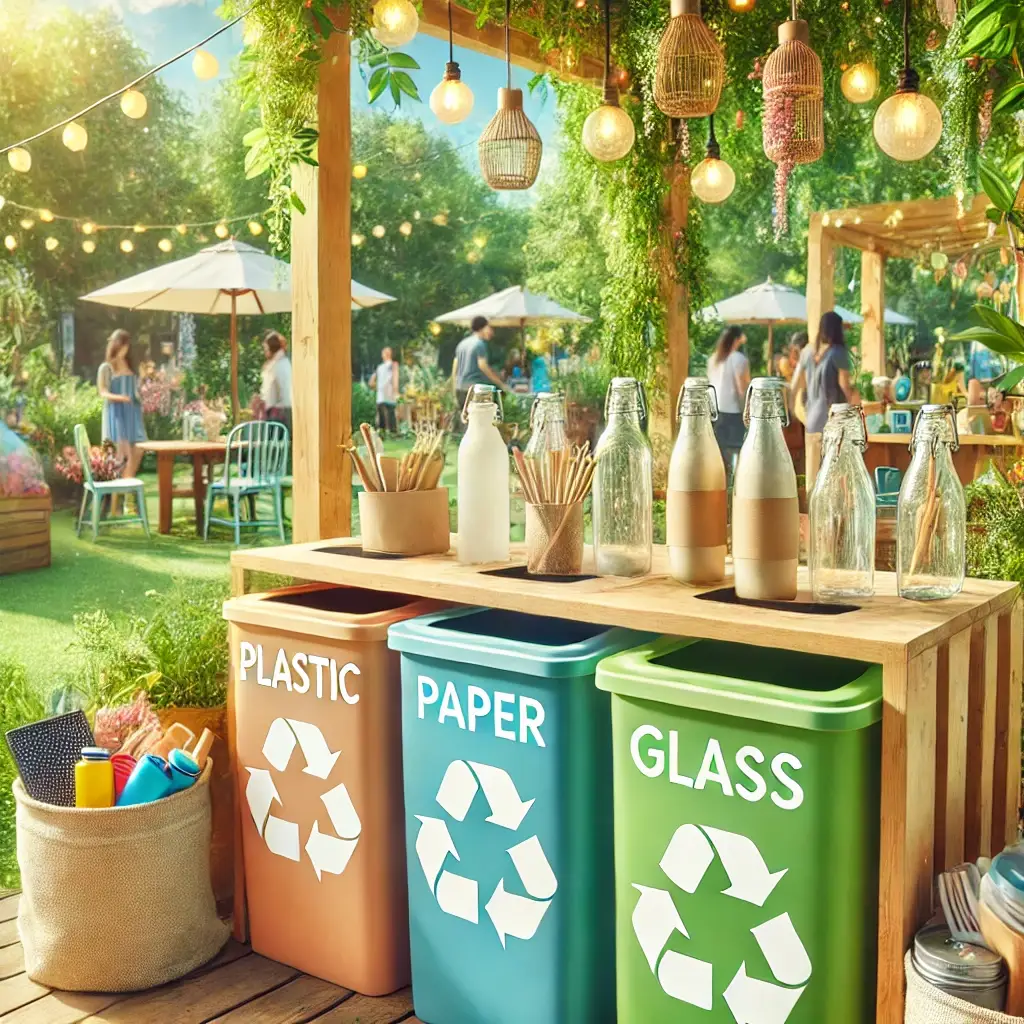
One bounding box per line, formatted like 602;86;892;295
0;895;420;1024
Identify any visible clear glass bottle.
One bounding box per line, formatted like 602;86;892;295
593;377;652;577
457;384;510;565
524;391;569;460
897;404;966;601
809;403;875;601
667;377;727;585
733;377;799;601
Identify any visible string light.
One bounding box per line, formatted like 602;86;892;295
38;209;54;223
399;221;413;236
19;218;34;230
473;234;488;248
841;62;878;103
353;164;368;179
44;237;59;251
133;224;147;234
248;220;263;236
352;233;366;246
81;221;96;235
371;0;419;47
372;224;386;238
120;89;148;119
120;239;135;253
192;49;220;80
4;236;16;252
62;122;88;152
214;222;230;239
176;224;188;235
432;213;448;226
429;322;442;336
82;239;96;253
8;149;31;173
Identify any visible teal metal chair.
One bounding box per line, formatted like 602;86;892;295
73;424;151;540
874;466;902;509
204;421;288;545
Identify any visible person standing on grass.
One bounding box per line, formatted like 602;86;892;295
260;330;292;437
706;325;750;479
98;329;146;515
369;346;400;436
452;316;507;421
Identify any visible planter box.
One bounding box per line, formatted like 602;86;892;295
0;494;52;576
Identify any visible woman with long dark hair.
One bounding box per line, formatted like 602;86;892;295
791;311;854;434
706;325;750;474
97;329;146;480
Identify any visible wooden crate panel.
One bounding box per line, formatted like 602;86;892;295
0;543;50;576
0;512;48;540
0;497;51;576
0;497;50;515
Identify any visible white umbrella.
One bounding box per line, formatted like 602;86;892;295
435;285;592;327
82;240;395;418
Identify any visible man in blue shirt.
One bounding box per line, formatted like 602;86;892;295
451;316;506;419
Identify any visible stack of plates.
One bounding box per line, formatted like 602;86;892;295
912;922;1008;1010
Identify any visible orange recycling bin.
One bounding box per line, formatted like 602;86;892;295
223;584;437;995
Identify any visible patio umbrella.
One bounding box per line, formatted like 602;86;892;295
435;285;592;327
82;240;396;419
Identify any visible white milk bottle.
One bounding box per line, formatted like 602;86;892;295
732;377;799;600
457;384;510;564
667;377;727;584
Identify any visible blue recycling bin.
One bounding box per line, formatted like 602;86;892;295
388;607;646;1024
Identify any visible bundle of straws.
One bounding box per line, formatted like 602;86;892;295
347;421;448;492
513;442;596;505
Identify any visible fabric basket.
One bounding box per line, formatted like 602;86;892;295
905;951;1024;1024
14;762;229;992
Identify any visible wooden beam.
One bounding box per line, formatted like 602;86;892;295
418;0;604;83
825;226;920;262
860;250;886;377
664;157;690;422
806;213;835;348
291;30;353;543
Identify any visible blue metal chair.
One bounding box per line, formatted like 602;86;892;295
73;424;150;540
874;466;902;509
203;421;288;545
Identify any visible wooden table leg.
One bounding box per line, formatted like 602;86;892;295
156;451;174;535
193;455;208;535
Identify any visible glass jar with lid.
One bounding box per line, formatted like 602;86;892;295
592;377;652;577
809;403;875;601
733;377;799;601
897;404;966;601
667;377;727;584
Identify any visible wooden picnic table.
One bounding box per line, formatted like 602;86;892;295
139;440;227;536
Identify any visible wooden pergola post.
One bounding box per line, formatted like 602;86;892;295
290;30;353;543
860;249;887;377
663;155;690;424
806;212;835;347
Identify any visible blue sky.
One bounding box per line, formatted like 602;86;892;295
42;0;562;186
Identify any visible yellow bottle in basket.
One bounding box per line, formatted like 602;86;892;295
75;747;114;808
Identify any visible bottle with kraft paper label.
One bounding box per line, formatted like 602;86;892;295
732;377;799;601
667;377;727;584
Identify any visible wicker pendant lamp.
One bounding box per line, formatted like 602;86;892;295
653;0;725;120
478;0;542;190
762;2;823;236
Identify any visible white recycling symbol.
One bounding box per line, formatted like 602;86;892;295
633;823;812;1024
414;759;557;948
244;718;361;882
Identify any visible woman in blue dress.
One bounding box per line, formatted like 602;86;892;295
97;330;146;500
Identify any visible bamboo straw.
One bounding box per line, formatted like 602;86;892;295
908;450;939;578
534;454;597;568
360;423;384;491
347;445;378;492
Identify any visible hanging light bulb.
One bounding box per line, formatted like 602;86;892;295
430;1;474;125
432;212;449;226
399;221;413;236
62;121;88;152
248;220;264;236
4;236;16;252
479;0;542;190
653;0;724;119
371;0;419;47
120;89;148;119
352;233;366;246
372;224;386;238
175;224;188;235
727;0;755;9
192;48;220;80
353;163;368;179
841;62;878;103
873;0;942;161
120;239;134;253
429;322;442;336
38;209;55;223
158;238;174;253
583;0;636;162
19;218;34;230
44;237;59;251
82;239;96;254
81;221;96;235
214;222;230;239
133;224;147;234
690;115;736;203
7;148;31;173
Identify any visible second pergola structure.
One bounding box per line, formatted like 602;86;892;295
806;192;1002;374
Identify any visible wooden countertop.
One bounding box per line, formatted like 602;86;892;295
231;540;1018;662
867;433;1022;447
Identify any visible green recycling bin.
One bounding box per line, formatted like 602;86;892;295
596;637;882;1024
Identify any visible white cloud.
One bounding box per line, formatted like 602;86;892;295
128;0;202;13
